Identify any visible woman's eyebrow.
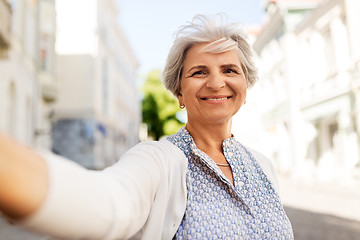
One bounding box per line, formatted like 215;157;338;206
220;64;241;70
187;65;207;73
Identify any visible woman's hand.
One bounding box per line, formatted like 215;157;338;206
0;133;48;219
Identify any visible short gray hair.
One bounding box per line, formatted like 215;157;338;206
163;14;258;96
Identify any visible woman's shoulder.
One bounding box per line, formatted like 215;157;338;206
120;139;187;167
127;139;185;155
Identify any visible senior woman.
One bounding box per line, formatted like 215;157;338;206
0;15;293;239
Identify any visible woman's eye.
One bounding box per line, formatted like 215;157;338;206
191;71;206;77
224;69;238;74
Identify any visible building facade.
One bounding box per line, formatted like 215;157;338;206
250;0;360;183
0;0;141;170
52;0;141;169
0;0;56;148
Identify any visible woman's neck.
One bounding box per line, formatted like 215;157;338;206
185;120;232;152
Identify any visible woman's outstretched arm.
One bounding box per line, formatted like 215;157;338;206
0;132;168;239
0;133;48;219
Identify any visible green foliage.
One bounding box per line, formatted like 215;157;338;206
141;69;185;140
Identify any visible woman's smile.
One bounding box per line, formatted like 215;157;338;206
200;95;232;103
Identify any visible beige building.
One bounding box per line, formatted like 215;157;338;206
249;0;360;183
52;0;141;169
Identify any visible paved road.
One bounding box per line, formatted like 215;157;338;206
285;206;360;240
278;173;360;240
278;174;360;222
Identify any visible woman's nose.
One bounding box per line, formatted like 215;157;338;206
206;73;225;90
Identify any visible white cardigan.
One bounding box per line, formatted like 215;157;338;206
19;139;278;240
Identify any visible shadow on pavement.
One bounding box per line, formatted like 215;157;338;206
285;206;360;240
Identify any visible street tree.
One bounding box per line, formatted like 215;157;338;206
141;69;185;140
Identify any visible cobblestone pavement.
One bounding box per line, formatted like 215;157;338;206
1;175;360;239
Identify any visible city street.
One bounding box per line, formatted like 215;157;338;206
1;175;360;239
1;0;360;239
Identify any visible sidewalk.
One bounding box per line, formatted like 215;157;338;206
278;174;360;222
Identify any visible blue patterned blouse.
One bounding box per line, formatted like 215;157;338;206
166;127;294;239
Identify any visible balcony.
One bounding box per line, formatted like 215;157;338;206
0;0;11;52
39;72;57;102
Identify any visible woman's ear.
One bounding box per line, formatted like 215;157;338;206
177;92;183;105
177;89;183;98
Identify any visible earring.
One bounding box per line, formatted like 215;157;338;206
244;100;246;104
179;104;185;109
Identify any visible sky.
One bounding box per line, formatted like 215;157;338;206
116;0;266;77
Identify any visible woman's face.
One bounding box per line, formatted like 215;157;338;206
178;42;247;126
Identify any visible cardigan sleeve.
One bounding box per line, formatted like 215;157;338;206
18;141;166;240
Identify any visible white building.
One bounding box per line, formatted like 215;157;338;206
248;0;360;183
52;0;141;169
0;0;56;148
